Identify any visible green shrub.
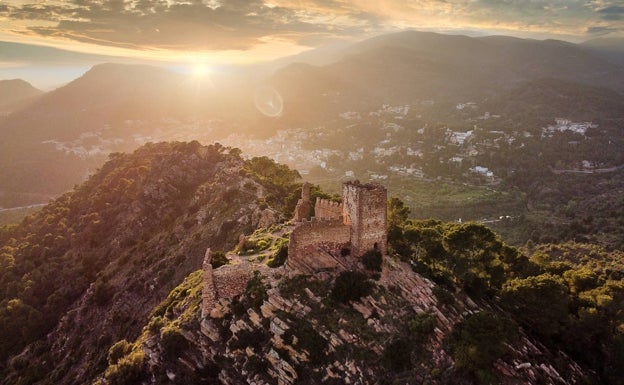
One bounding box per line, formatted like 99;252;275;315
146;316;166;334
211;251;229;269
445;311;517;373
244;355;269;378
229;328;269;351
362;249;383;271
433;285;455;306
256;238;271;250
268;241;288;268
161;325;189;359
107;340;132;365
408;313;436;342
283;318;328;363
500;274;569;339
104;350;145;385
244;271;268;309
382;338;412;371
93;278;113;306
240;236;273;255
331;271;374;303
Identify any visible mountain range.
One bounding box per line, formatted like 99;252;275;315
0;30;623;210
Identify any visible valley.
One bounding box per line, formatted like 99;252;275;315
2;32;623;248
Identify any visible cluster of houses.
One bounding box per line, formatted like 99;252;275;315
219;103;594;185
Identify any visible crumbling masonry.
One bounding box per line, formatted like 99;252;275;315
201;181;387;318
288;181;387;272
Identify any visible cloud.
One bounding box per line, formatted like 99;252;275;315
586;25;619;35
597;5;624;20
2;0;380;52
1;0;623;57
0;60;30;69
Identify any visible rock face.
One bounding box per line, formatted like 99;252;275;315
201;249;216;319
124;251;588;385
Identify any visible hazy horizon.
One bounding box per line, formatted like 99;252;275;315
1;0;623;89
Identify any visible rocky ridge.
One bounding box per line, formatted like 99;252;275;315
105;222;587;385
0;142;290;385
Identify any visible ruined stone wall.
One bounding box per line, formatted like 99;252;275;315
202;248;254;319
292;182;311;222
342;181;387;257
287;218;351;273
314;197;343;220
213;265;253;302
201;249;216;319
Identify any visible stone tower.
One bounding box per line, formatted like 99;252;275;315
342;181;387;257
292;182;311;222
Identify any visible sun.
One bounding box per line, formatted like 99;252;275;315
191;62;211;78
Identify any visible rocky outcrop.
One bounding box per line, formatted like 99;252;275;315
129;250;588;385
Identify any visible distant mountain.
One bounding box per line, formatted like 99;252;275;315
482;78;624;124
269;31;624;122
3;63;206;139
580;37;624;66
0;79;42;113
0;63;253;206
2;31;624;209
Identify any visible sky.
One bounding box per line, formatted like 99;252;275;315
1;0;623;89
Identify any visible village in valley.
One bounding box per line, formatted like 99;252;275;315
218;102;602;186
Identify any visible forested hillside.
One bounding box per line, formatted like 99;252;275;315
388;211;624;385
0;141;300;384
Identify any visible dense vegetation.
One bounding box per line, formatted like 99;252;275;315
0;141;304;385
388;202;624;385
0;142;225;364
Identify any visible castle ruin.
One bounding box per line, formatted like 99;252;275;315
342;182;387;257
288;181;387;272
201;181;388;320
292;182;311;222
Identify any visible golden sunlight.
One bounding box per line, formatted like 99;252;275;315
191;61;211;78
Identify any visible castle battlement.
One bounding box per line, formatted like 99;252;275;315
287;180;388;273
343;180;386;191
314;197;343;220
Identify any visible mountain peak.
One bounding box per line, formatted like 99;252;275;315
0;78;42;112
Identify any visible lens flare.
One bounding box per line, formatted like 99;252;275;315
254;86;283;117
